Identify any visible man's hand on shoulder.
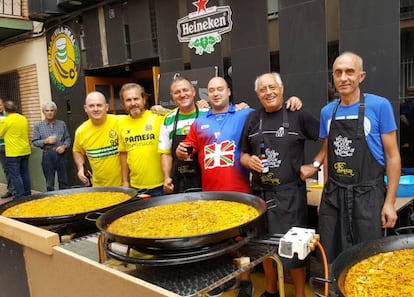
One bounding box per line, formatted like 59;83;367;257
285;96;303;111
196;99;210;109
235;102;250;110
150;105;170;115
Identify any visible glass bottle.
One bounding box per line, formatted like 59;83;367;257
259;142;269;173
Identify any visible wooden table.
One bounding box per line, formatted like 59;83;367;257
306;184;414;231
307;186;414;212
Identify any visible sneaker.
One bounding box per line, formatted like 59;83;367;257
260;291;280;297
237;280;254;297
206;278;237;297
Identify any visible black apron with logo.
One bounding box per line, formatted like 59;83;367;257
171;108;202;193
318;95;385;263
252;108;308;252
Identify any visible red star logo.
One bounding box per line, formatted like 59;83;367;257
193;0;209;13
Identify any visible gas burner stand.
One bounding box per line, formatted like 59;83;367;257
99;233;287;297
60;227;319;297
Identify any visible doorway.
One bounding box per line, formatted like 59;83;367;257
84;67;160;113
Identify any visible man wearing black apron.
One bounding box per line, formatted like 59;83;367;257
316;52;400;264
159;77;208;193
240;73;320;297
169;105;202;192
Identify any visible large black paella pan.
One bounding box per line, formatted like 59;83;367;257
0;187;137;225
311;233;414;297
96;191;267;250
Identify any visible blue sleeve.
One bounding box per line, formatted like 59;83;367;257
378;98;398;134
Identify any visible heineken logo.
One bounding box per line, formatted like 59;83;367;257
177;0;232;55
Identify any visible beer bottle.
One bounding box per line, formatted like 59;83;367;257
259;142;269;173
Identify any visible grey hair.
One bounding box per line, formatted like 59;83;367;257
254;72;283;92
42;101;57;112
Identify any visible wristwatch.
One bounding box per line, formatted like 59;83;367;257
312;160;321;168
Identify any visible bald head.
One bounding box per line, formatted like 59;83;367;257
207;77;231;113
333;51;364;72
208;77;229;89
85;91;106;105
84;91;109;125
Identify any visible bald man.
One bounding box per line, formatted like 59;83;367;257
73;91;123;186
317;51;400;263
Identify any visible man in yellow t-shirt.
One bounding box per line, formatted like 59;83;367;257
0;98;15;198
118;83;164;196
0;101;31;198
73;91;122;187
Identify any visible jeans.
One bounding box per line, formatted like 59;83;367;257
7;155;31;198
0;146;15;194
42;151;70;191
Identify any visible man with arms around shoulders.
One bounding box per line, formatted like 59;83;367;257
159;77;210;194
32;101;71;191
118;83;164;197
73;91;122;187
316;51;400;263
239;72;321;297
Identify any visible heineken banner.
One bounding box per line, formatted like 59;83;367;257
177;0;232;55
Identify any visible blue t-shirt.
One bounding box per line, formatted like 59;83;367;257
185;104;253;192
320;93;397;166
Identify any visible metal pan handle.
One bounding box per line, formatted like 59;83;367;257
308;276;333;297
395;225;414;235
85;211;104;222
184;188;202;193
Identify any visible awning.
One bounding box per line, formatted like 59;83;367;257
0;17;33;43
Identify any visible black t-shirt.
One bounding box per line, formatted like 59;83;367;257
239;106;319;185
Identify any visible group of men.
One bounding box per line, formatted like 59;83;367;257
174;74;312;297
0;51;401;297
72;84;165;197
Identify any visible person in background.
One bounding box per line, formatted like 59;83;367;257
317;51;401;263
0;101;31;199
159;77;209;194
177;76;303;297
239;73;321;297
118;83;164;197
73;91;122;187
0;98;15;199
32;101;71;191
